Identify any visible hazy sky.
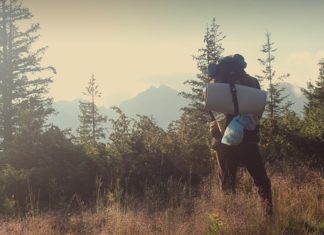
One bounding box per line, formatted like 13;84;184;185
24;0;324;105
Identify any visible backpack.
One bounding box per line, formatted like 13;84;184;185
208;54;247;84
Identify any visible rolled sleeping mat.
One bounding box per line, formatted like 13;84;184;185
205;83;267;116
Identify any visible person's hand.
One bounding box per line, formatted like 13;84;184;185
209;121;223;149
209;120;219;134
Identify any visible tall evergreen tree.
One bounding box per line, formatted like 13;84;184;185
77;74;107;148
0;0;55;152
257;32;291;121
257;32;293;160
180;18;225;123
175;18;225;178
301;59;324;141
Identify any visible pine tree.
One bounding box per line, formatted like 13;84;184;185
301;59;324;141
302;59;324;111
257;32;293;160
257;32;291;121
174;18;225;178
180;18;225;122
0;0;55;152
77;74;107;148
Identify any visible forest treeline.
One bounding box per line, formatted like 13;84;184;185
0;1;323;216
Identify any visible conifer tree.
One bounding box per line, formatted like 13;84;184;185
257;32;293;160
302;59;324;141
257;32;291;121
77;74;107;147
180;18;225;122
0;0;55;152
175;18;225;177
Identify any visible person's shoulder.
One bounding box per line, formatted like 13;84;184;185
241;73;260;89
244;73;258;82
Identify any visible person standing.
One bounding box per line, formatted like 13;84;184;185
208;54;273;215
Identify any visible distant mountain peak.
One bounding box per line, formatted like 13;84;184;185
145;84;174;90
118;84;188;128
49;84;189;131
158;84;173;90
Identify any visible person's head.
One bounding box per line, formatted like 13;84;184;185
233;54;247;70
208;54;247;83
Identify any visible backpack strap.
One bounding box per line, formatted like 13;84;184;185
209;111;216;121
229;83;239;115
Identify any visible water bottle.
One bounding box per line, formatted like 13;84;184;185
221;115;244;146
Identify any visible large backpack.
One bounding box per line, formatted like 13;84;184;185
208;54;247;84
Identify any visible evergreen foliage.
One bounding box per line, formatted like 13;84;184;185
298;59;324;166
302;59;324;142
257;32;295;161
77;74;107;153
0;0;55;153
257;32;292;120
176;18;225;177
180;18;225;122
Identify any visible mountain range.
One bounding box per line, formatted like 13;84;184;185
48;85;189;133
48;83;306;133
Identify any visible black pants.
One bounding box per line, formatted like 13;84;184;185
214;141;273;215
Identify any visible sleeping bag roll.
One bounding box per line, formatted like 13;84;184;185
205;83;267;116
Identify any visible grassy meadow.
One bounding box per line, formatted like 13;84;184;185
0;163;323;235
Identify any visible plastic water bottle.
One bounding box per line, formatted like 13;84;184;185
221;116;244;146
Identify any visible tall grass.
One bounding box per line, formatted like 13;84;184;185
0;164;323;235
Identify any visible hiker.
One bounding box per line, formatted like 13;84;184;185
207;54;273;215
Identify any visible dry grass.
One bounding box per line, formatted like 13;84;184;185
0;165;323;235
